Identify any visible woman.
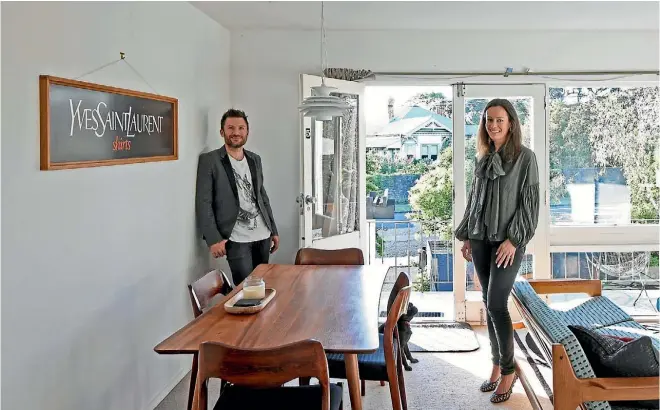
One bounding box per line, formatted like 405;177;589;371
455;98;539;403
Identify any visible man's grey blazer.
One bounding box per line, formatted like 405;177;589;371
195;145;278;247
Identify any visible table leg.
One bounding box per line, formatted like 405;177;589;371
187;353;198;410
344;353;362;410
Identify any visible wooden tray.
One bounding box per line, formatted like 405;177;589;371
224;288;276;315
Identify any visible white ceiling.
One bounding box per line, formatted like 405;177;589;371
191;1;659;31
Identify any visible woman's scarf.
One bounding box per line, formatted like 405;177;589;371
472;149;506;239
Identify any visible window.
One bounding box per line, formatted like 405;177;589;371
403;142;416;157
548;87;659;226
421;144;439;160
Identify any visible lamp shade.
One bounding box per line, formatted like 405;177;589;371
299;83;350;121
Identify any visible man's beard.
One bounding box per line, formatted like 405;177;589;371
226;136;245;148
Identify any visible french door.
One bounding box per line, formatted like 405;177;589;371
298;74;367;253
451;83;549;323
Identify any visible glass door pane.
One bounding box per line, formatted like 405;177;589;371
299;74;366;252
452;84;548;323
463;96;535;292
311;93;360;241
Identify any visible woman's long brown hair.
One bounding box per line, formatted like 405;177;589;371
476;98;523;162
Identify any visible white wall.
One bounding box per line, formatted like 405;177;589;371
1;2;229;410
230;29;659;263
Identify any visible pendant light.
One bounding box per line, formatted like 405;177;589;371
298;1;349;121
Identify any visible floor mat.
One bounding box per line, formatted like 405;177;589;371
407;322;480;352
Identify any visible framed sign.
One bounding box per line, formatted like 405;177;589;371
39;75;178;170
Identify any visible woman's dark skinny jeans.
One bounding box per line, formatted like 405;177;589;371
470;239;525;376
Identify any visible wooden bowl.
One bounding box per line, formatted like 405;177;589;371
224;288;276;315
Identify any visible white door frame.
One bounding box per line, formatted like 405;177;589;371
298;74;367;254
452;83;549;323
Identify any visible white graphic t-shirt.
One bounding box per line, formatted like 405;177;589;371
227;155;272;243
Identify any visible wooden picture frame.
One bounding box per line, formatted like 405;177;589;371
39;75;178;170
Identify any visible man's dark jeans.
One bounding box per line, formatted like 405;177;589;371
225;238;271;286
470;239;525;376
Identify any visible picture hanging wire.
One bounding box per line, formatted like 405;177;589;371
72;52;159;94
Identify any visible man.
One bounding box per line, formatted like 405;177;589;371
195;109;279;286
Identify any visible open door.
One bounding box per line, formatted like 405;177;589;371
298;74;367;254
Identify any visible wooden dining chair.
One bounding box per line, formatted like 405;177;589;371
191;339;344;410
186;269;233;410
294;247;364;266
188;269;233;317
325;284;412;410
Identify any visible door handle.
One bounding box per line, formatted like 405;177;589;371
297;194;316;205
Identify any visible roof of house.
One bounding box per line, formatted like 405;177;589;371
392;106;479;136
372;116;436;137
370;105;478;140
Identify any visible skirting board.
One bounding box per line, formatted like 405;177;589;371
145;363;191;410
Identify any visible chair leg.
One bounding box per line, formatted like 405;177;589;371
385;350;403;410
380;381;386;386
187;354;198;410
396;347;408;410
361;379;366;396
299;377;311;386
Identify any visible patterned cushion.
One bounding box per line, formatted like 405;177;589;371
558;297;633;329
214;383;343;410
326;334;397;381
513;279;611;410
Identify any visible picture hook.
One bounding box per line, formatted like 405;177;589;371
120;52;126;60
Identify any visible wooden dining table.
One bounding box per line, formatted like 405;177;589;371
154;263;389;410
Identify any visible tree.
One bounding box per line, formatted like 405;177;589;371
407;92;452;118
548;86;659;221
408;147;454;238
464;98;531;126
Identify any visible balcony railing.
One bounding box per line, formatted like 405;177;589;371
367;218;660;309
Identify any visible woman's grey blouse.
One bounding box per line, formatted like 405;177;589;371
455;146;540;249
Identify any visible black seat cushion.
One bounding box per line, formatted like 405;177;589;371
326;334;398;381
214;382;343;410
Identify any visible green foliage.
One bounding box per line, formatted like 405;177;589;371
408;147;454;238
464;98;531;126
367;151;432;175
366;152;432;194
413;266;431;292
549;87;660;221
375;232;385;257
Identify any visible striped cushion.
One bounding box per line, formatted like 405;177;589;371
558;297;633;329
513;279;611;410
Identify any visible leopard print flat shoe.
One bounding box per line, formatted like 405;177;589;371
479;378;499;392
490;374;518;403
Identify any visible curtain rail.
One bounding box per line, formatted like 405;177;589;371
372;70;659;77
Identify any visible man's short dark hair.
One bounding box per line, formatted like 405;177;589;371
220;109;249;130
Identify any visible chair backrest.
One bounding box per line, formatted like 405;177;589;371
191;339;332;410
385;272;411;315
383;285;413;342
188;270;233;317
294;247;364;266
